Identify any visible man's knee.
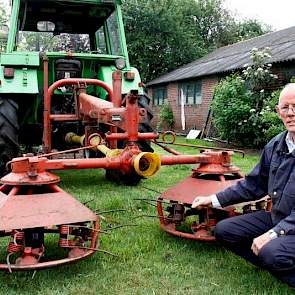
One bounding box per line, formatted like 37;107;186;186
214;218;233;242
259;243;295;272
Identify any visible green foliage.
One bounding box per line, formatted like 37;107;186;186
123;0;270;82
123;0;205;82
212;75;255;145
242;47;277;91
212;48;283;147
157;102;175;130
260;89;285;142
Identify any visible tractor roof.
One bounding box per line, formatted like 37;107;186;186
19;0;118;34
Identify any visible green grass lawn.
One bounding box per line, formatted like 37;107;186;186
0;138;292;295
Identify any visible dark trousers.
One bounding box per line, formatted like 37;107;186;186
215;210;295;287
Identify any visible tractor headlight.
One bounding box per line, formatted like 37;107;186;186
115;58;126;70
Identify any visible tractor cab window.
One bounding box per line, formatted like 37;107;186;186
16;2;123;55
106;12;122;55
95;12;122;55
17;30;91;53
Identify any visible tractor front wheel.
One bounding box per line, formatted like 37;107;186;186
0;97;19;176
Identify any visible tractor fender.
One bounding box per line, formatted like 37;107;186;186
98;66;143;97
0;52;39;94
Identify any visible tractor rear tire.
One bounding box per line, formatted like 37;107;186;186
0;97;19;176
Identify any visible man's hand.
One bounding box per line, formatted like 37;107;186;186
251;232;272;256
191;196;212;208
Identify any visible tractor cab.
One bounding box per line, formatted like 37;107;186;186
0;0;146;164
15;0;126;57
7;0;137;91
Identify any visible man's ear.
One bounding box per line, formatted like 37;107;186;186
275;105;281;116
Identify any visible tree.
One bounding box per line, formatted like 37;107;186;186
123;0;205;82
123;0;271;82
237;19;271;41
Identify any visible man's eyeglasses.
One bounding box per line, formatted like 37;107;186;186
278;105;295;115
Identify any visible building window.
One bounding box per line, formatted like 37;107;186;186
153;87;167;106
178;81;202;105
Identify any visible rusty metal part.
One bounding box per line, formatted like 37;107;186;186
43;73;158;153
0;180;100;271
112;70;122;108
0;192;97;231
160;176;241;205
153;141;182;155
43;78;113;152
154;131;245;157
2;144;161;186
154;131;176;144
0;219;99;271
65;132;85;146
38;145;95;158
157;150;244;241
160;150;237;168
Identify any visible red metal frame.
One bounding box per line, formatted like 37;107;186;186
43;78;114;152
0;183;99;271
156;150;270;241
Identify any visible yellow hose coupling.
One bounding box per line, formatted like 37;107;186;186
133;152;161;177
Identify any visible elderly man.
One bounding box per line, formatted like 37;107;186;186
192;83;295;287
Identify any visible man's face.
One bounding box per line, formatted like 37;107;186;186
277;90;295;134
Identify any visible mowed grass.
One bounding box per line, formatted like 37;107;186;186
0;138;292;295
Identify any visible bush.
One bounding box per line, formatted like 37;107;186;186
157;103;175;130
212;48;283;147
211;75;257;145
260;89;285;142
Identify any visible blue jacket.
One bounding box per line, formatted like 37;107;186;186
216;131;295;235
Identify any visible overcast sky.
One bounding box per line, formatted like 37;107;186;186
224;0;295;31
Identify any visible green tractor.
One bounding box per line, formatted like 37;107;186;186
0;0;153;175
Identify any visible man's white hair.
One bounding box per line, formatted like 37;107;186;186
279;83;295;104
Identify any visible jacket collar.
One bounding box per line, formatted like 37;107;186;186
276;131;289;156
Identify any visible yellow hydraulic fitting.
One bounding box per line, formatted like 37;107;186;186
96;145;122;157
133;152;161;177
65;132;85;146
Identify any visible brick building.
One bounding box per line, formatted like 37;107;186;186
147;26;295;134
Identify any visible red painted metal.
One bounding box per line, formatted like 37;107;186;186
155;131;245;156
160;176;240;204
43;78;114;152
125;92;139;141
2;144;159;186
112;70;122;107
50;114;79;121
0;245;97;271
43;74;158;153
0;192;97;231
79;91;114;119
157;150;245;241
0;178;100;271
105;132;158;141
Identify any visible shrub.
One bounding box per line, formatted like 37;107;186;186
157;102;175;130
260;89;285;142
212;48;282;147
211;75;257;145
